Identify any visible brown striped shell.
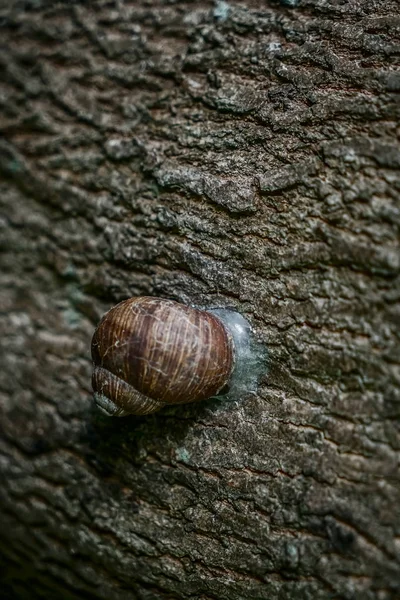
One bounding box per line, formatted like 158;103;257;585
91;297;235;416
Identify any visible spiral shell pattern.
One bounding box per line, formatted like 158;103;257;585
91;297;235;416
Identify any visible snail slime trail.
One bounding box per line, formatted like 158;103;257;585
91;297;266;416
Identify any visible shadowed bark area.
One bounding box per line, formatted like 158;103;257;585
0;1;399;598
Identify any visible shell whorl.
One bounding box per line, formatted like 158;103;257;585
91;297;235;416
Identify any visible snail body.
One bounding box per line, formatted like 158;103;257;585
91;296;265;416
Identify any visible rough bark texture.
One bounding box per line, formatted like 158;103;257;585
0;1;399;599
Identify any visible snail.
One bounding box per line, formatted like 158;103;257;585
91;296;266;416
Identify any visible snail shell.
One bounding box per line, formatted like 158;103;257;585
91;297;235;416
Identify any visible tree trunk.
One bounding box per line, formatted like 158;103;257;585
0;1;399;598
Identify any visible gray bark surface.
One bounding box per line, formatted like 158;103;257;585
0;1;399;598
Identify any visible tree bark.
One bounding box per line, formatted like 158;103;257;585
0;1;399;598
